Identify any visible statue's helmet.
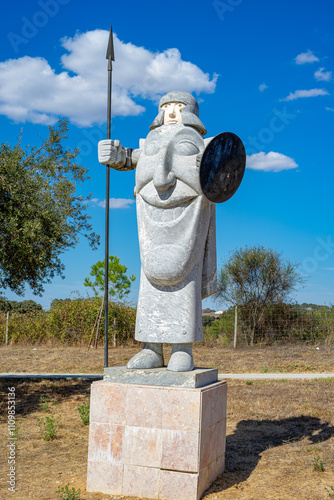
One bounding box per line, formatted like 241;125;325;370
149;91;207;136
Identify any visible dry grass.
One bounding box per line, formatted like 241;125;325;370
1;343;334;375
0;345;333;499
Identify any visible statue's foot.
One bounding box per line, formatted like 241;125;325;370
127;343;164;369
167;343;194;372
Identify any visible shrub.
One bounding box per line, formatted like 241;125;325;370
37;396;61;441
56;483;81;500
325;486;334;498
78;403;90;426
202;304;334;346
203;308;235;345
38;414;61;441
313;456;325;472
0;298;136;345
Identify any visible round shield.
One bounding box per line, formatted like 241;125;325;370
200;132;246;203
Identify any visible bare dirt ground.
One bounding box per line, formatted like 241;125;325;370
0;375;333;500
0;345;333;499
1;343;334;374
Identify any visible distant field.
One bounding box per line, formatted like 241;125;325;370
1;343;333;374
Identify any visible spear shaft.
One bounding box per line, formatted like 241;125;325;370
104;25;115;369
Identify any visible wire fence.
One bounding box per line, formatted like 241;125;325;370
203;304;334;346
1;301;333;347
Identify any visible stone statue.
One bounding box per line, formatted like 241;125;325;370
98;91;245;372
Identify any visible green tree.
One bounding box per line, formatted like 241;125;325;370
215;246;305;344
0;119;99;296
50;298;72;309
202;315;215;328
84;256;136;301
10;299;43;314
0;296;11;312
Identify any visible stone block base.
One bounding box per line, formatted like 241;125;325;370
87;378;227;500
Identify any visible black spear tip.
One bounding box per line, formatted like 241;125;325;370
106;25;115;62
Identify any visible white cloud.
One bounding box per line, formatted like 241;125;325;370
321;267;334;271
325;107;334;112
246;152;298;172
295;50;319;65
259;83;268;92
281;88;329;101
0;30;218;127
314;67;332;81
97;198;135;209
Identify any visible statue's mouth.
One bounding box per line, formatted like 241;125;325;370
143;201;192;222
138;182;198;224
138;181;198;208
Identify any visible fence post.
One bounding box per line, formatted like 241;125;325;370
113;316;117;347
5;311;9;345
234;304;238;348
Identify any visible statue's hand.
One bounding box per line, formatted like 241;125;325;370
98;139;126;169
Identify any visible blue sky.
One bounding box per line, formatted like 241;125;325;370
1;0;333;309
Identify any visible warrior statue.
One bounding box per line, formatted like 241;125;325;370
98;91;245;372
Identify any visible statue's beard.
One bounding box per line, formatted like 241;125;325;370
136;190;210;287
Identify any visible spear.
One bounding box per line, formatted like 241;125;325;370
104;25;115;369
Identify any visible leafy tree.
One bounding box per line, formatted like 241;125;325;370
0;298;42;313
0;119;99;296
50;298;72;309
0;296;11;312
299;303;323;310
84;255;136;301
202;315;215;328
215;246;305;344
11;300;43;314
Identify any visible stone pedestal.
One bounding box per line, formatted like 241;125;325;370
87;368;227;500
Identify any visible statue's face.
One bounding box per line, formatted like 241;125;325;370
135;124;211;287
162;101;186;125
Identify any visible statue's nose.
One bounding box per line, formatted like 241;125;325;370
153;153;176;191
168;105;176;118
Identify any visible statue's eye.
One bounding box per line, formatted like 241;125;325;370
145;142;160;156
174;140;200;156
